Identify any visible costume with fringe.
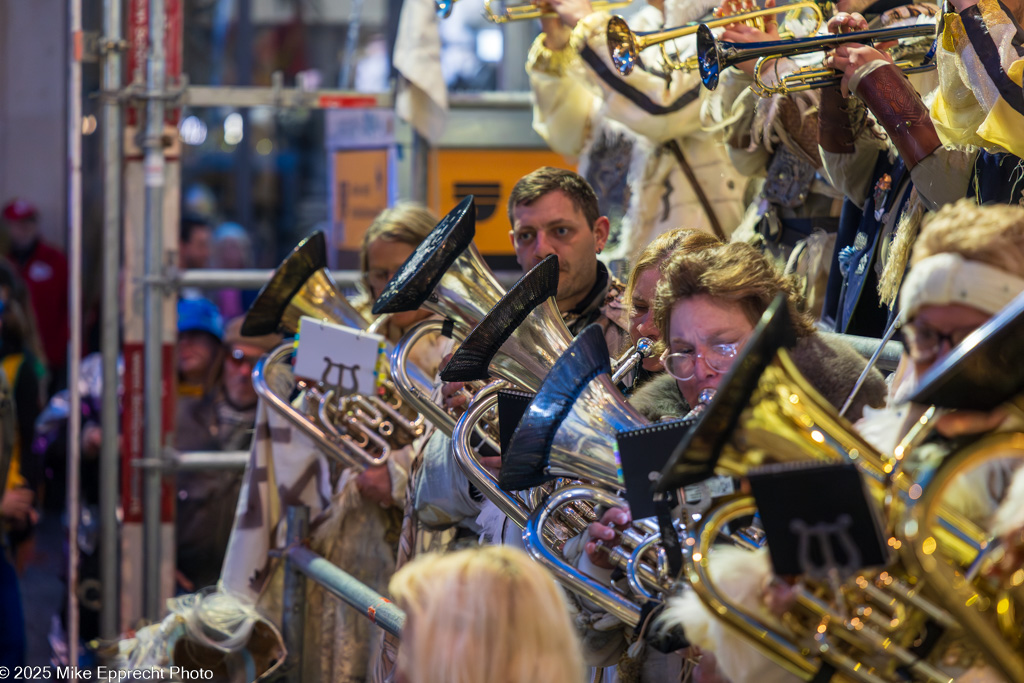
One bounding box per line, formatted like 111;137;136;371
527;1;749;265
700;49;845;319
931;0;1024;157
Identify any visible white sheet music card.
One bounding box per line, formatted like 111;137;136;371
294;315;385;395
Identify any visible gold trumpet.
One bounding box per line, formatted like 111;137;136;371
695;20;937;90
483;0;633;23
608;0;826;76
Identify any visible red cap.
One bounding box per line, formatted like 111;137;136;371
2;199;38;222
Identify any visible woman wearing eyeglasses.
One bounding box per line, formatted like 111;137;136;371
356;203;449;379
622;228;723;393
625;241;888;424
566;242;886;683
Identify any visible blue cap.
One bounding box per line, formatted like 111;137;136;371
178;297;224;340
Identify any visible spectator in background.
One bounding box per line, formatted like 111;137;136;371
210;222;257;320
0;263;45;572
175;313;281;592
179;215;213;301
1;368;26;667
1;199;68;394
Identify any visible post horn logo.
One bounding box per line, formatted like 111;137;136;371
454;183;501;222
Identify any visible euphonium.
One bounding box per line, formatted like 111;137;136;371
893;291;1024;683
500;325;683;623
440;253;654;391
663;295;988;682
243;232;426;470
607;0;826;76
374;196;507;438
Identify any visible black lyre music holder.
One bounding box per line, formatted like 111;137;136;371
616;418;697;519
746;461;889;578
654;293;796;492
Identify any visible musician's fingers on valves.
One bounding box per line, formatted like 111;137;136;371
824;43;893;96
585;506;632;570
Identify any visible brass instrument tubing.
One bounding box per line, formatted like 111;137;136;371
610;337;654;385
253;343;377;470
451;387;530;528
524;485;644;626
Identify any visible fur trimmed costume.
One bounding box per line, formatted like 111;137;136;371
629;331;889;422
527;2;750;265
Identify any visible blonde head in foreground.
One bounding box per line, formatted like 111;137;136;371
389;545;585;683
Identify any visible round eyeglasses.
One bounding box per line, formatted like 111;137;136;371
900;321;977;364
659;341;743;381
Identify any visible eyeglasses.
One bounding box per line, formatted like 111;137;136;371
659;341;744;381
227;347;262;367
900;321;977;363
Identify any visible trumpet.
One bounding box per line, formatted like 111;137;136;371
608;0;826;76
695;20;937;90
483;0;633;23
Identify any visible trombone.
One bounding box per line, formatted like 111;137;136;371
608;0;827;76
695;20;937;90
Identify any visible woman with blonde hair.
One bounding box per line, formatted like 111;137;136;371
389;545;586;683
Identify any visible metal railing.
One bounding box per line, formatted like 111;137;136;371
280;506;405;683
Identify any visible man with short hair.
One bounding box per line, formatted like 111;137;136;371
1;199;69;394
507;166;628;350
417;167;630;540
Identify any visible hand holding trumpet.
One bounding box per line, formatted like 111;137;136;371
822;13;895;96
719;0;782;75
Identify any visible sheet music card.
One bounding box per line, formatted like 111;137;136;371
294;315;386;395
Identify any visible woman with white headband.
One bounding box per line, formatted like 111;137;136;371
857;199;1024;456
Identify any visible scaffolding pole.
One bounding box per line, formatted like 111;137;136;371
143;0;168;621
67;0;83;664
100;0;124;640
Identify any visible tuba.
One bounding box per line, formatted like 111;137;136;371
499;325;685;625
443;258;653;548
661;294;990;682
893;291;1024;683
244;232;426;471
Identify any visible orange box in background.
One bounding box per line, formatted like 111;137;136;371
430;148;568;258
333;148;392;252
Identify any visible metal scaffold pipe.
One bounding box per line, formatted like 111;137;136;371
100;0;124;640
143;0;168;621
68;0;84;664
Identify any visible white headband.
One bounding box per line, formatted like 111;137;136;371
900;252;1024;322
